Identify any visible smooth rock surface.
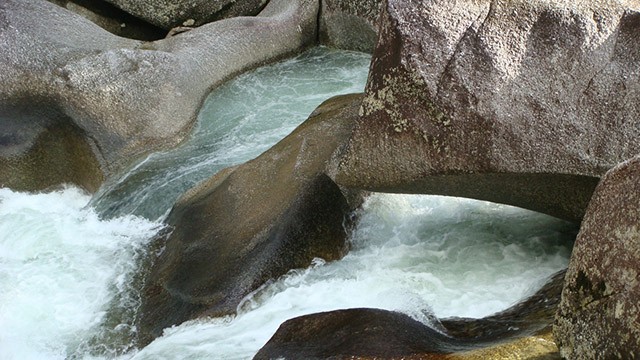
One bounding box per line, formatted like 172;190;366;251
254;308;463;359
555;156;640;359
0;0;317;192
137;94;365;345
319;0;383;52
103;0;268;30
255;271;565;359
334;0;640;222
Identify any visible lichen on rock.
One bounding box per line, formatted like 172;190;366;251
334;0;640;223
555;156;640;359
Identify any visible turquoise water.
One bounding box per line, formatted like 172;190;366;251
0;47;576;359
91;47;372;220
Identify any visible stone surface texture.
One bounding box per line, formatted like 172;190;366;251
103;0;268;30
47;0;165;40
254;308;463;359
334;0;640;222
319;0;383;52
0;0;317;192
137;94;365;345
555;156;640;359
255;272;566;359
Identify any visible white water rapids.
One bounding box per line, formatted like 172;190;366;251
0;47;576;359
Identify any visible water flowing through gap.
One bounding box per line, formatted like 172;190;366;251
0;47;577;359
90;47;373;221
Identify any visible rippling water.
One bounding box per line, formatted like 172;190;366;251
91;47;372;221
0;47;576;360
133;194;574;360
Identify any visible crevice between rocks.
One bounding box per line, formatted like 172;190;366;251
48;0;168;40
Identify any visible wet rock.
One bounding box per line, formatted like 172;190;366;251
0;114;105;193
254;308;462;359
555;156;640;359
255;271;565;359
0;0;317;192
319;0;383;52
334;0;640;222
256;311;560;359
103;0;268;30
137;94;366;345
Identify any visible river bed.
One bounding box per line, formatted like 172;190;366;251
0;47;576;360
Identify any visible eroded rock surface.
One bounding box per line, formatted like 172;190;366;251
255;271;565;359
0;0;317;192
137;94;365;345
555;156;640;359
319;0;383;52
334;0;640;222
103;0;268;30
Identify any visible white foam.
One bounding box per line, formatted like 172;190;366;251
132;194;574;360
0;47;575;359
0;187;162;360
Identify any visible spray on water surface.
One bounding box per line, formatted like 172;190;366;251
0;47;576;359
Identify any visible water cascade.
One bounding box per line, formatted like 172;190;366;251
0;47;576;360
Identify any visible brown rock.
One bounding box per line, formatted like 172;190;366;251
136;94;366;345
555;156;640;359
0;114;104;193
255;271;565;359
254;308;461;360
334;0;640;222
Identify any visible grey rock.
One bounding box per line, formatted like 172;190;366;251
0;0;318;192
103;0;268;30
47;0;165;40
137;94;366;345
333;0;640;222
319;0;383;52
555;156;640;359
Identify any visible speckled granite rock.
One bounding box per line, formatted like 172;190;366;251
334;0;640;222
137;94;365;346
103;0;268;30
319;0;383;52
555;156;640;359
0;0;317;192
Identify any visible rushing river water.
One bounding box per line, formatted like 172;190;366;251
0;47;576;359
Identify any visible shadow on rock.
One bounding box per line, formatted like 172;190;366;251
136;94;367;346
0;0;317;192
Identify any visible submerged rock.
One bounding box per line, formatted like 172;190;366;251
334;0;640;222
102;0;268;30
137;94;366;345
255;271;565;359
319;0;383;53
555;156;640;358
0;0;317;192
